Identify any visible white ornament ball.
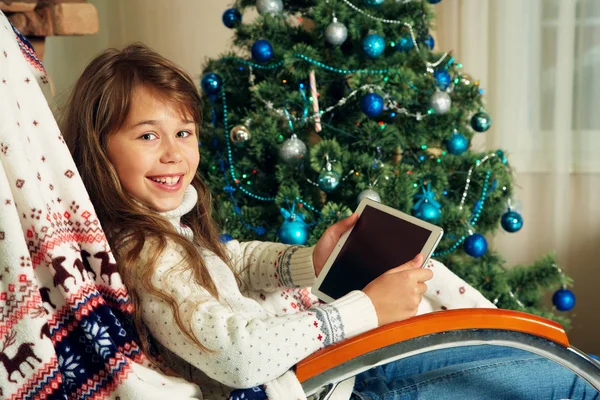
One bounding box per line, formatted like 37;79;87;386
229;125;251;143
357;188;381;203
430;91;451;114
279;134;307;163
256;0;283;15
325;21;348;46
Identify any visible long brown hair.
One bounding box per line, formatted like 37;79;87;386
61;43;229;370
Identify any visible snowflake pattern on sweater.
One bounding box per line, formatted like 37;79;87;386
136;187;377;399
140;186;495;400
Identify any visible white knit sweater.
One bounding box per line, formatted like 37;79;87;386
138;186;495;400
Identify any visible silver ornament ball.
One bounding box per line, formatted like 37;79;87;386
279;134;307;163
318;170;340;192
229;125;251;143
430;91;451;114
325;21;348;46
357;188;381;203
256;0;283;15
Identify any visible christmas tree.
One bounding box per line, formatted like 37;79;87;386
199;0;574;327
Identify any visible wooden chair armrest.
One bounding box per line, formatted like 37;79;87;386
296;308;568;383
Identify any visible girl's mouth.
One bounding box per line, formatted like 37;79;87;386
148;175;181;185
147;175;184;191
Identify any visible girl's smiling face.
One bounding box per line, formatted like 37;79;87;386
105;85;200;212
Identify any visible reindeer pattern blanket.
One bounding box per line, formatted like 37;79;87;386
0;12;202;399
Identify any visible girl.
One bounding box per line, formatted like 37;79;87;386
62;43;598;400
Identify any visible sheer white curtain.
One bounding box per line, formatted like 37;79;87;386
435;0;600;354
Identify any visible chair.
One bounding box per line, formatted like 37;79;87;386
297;308;600;399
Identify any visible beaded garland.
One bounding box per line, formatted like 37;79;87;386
215;81;499;252
208;35;488;247
212;86;332;234
223;49;449;77
433;152;499;257
329;0;451;71
251;78;427;125
221;48;453;128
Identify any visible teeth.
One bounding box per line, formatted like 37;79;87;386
150;176;180;185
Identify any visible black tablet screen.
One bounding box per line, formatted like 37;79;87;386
318;205;432;300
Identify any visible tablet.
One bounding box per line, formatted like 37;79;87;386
312;198;444;303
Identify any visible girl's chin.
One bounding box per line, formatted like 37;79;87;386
150;200;183;213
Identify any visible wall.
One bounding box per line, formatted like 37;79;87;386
45;0;244;103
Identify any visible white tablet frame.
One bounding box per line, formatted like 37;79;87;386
311;198;444;303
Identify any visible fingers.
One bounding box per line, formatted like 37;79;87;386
341;212;358;227
409;268;433;282
421;268;434;282
388;254;424;273
328;212;358;237
412;253;424;267
385;261;433;283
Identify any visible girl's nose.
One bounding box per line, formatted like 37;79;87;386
160;140;184;163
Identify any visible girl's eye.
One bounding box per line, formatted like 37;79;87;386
140;133;157;140
177;130;193;138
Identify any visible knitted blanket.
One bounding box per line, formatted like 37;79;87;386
0;12;201;400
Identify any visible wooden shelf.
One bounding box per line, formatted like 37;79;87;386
1;0;98;59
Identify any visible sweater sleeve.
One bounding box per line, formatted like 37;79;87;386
139;243;378;389
225;240;317;291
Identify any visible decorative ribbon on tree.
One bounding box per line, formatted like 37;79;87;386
412;182;442;223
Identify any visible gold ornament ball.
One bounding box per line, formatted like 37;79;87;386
392;145;403;165
230;125;251;143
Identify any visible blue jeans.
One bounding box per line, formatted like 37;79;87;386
352;345;599;399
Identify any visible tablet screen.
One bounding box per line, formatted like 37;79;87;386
317;204;432;300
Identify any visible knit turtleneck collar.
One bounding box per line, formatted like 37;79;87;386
159;184;197;241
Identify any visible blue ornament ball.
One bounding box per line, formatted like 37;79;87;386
360;93;385;117
552;288;576;311
589;354;600;362
219;233;233;243
251;39;274;62
413;202;441;223
427;0;442;3
501;211;523;233
471;111;493;132
200;73;223;95
464;233;488;257
362;34;386;58
279;220;308;245
363;0;385;5
496;150;508;164
446;132;469;155
318;170;341;192
396;35;414;52
424;34;435;50
434;69;452;90
222;8;242;28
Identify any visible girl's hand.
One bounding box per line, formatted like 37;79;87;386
312;213;359;276
362;254;433;326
